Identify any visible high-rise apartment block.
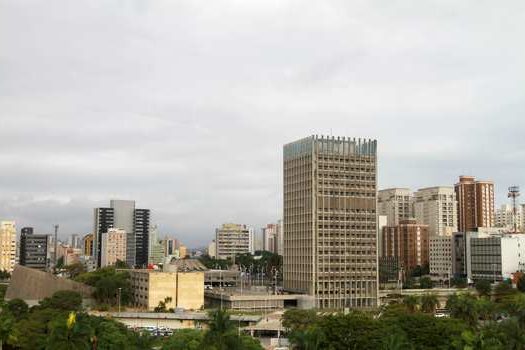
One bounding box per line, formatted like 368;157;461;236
83;233;94;256
455;176;495;232
0;221;17;272
381;219;429;273
283;135;378;309
429;235;452;282
414;186;457;237
378;188;413;226
262;223;279;254
215;223;254;259
100;228;127;267
496;204;523;232
93;200;151;268
19;227;48;270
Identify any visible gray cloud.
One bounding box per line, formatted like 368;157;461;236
1;0;525;247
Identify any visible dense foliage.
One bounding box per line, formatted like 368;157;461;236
285;281;525;350
0;291;153;350
0;293;263;350
74;266;132;308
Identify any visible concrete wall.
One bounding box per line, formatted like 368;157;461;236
148;272;177;310
6;265;94;302
177;272;204;310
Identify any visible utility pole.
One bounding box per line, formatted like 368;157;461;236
53;224;59;272
118;287;122;314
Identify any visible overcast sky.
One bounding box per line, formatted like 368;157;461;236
1;1;524;247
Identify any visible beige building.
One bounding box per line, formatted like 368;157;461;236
429;235;452;283
100;228;127;267
455;176;495;232
129;269;204;311
215;223;253;259
283;135;378;309
207;241;216;258
496;204;523;232
83;233;94;257
414;186;457;237
0;221;17;272
378;188;414;226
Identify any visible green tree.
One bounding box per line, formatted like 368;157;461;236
10;308;64;349
476;297;496;321
161;329;203;350
39;291;83;311
0;312;15;350
382;333;412;350
475;280;492;297
516;274;525;293
6;299;29;320
447;294;479;327
420;294;439;314
46;312;92;350
451;277;468;288
154;297;173;313
419;277;433;289
402;295;419;313
63;263;86;279
282;309;318;332
494;281;517;302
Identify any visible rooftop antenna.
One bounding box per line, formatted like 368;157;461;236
508;186;520;233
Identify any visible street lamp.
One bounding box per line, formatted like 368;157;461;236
118;287;122;314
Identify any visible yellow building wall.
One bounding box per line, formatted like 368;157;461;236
148;272;177;310
176;272;204;310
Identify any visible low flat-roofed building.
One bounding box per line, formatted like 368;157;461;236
128;268;204;311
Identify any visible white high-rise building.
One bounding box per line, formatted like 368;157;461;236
414;187;457;237
0;221;17;272
262;223;279;254
378;188;413;226
496;204;522;232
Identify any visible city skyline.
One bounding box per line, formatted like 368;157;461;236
2;1;525;248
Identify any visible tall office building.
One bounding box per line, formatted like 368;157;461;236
414;186;457;236
215;223;254;260
0;221;17;272
134;208;150;266
455;176;495;232
262;223;279;254
283;135;378;309
381;219;430;273
69;234;82;249
100;228;127;267
148;225;164;265
19;227;48;270
93;200;150;268
378;188;413;226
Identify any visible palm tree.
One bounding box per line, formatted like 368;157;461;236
402;295;419;313
446;293;478;327
46;312;93;350
203;309;235;350
420;294;439;314
382;333;412;350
